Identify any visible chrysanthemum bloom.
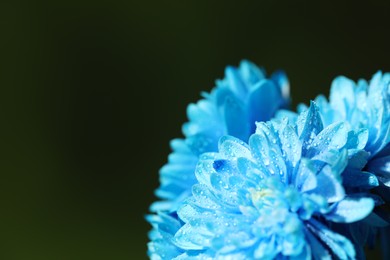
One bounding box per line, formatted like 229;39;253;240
172;103;375;259
148;61;289;259
301;72;390;193
296;72;390;256
151;60;290;212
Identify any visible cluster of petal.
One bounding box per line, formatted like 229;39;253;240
172;103;375;259
148;61;290;259
277;72;390;258
147;213;184;259
148;64;390;259
299;72;390;191
151;60;290;212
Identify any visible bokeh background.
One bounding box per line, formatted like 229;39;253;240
1;1;390;259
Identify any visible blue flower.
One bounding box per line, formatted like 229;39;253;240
151;60;290;212
172;102;375;259
298;72;390;191
279;72;390;258
315;72;390;258
148;61;290;259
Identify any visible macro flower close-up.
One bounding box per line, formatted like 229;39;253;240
304;72;390;258
150;100;384;259
148;61;291;259
310;72;390;195
148;66;390;259
5;2;390;260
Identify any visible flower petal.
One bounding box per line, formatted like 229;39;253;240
325;196;374;223
307;219;355;260
297;101;324;151
307;165;345;203
248;80;281;133
224;95;250;141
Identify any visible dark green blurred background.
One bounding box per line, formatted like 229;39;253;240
1;1;390;259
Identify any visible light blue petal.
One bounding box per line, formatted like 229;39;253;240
297;101;324;149
295;159;317;193
311;148;348;177
170;138;192;152
253;236;278;260
191;184;224;212
307;219;356;260
345;128;369;150
325;196;374;223
250;125;287;180
276;118;301;169
148;238;183;260
248;80;281;133
173;251;213;260
159;163;198;183
329;76;356;118
249;133;271;168
186;100;215;123
173;223;213;250
219;135;251;159
239;59;265;86
157;212;182;235
307;165;345;203
224;95;250;141
185;133;218;155
177;202;200;223
297;103;308;114
224;66;246;100
195;154;218;186
310;121;349;155
275;109;298;123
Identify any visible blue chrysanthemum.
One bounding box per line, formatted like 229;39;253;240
171;103;375;259
278;72;390;257
151;60;290;212
297;72;390;193
148;61;290;259
314;72;390;258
